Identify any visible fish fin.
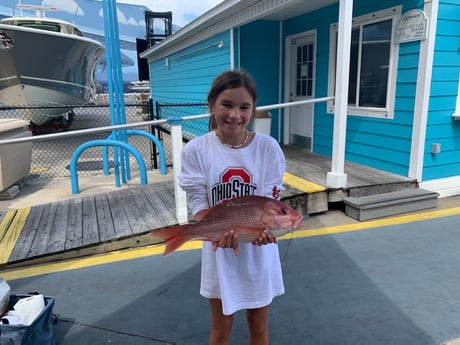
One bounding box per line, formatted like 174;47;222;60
197;207;214;219
224;224;266;242
164;235;190;256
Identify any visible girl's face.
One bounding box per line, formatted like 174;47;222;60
212;87;254;137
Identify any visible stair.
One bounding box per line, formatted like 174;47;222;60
282;172;328;215
344;188;439;221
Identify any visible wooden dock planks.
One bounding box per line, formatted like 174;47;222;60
2;181;178;265
0;147;416;266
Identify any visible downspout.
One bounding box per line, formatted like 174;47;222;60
278;21;283;141
326;0;353;188
230;28;235;69
408;0;439;181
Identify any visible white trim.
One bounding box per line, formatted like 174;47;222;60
283;29;317;146
420;176;460;198
452;72;460;119
408;0;439;181
327;6;401;120
141;0;291;61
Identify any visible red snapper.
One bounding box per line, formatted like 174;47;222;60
151;195;304;255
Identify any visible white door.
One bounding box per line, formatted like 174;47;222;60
287;32;316;149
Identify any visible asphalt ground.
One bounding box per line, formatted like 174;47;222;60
2;197;460;345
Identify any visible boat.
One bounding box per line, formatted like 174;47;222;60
0;4;104;125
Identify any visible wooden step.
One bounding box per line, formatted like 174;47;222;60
0;184;20;200
344;188;439;221
282;172;328;215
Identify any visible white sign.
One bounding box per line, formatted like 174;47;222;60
395;9;428;43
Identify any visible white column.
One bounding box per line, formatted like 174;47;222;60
169;117;188;224
327;0;353;188
408;0;439;181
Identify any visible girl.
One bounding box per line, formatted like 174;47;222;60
179;69;286;345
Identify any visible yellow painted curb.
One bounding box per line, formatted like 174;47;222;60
0;210;18;242
2;205;460;281
279;205;460;240
0;240;203;281
0;207;31;264
284;172;326;193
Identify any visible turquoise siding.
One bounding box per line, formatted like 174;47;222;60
422;0;460;180
148;30;232;136
146;0;460;182
239;20;281;136
306;1;426;177
149;30;232;105
282;0;459;181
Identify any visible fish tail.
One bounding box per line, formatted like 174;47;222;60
151;224;191;255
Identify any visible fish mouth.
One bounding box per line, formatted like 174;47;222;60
292;215;304;229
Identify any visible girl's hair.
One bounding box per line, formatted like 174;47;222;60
207;69;257;130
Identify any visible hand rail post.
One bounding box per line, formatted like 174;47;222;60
168;117;188;224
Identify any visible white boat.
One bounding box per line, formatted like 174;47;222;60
0;4;104;125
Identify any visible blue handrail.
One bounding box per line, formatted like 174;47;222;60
69;0;157;194
102;130;167;176
70;139;147;194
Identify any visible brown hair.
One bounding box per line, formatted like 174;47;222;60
207;70;257;130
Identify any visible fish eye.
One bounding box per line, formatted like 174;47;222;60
280;208;287;215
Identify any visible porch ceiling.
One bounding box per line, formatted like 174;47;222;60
261;0;338;21
141;0;340;60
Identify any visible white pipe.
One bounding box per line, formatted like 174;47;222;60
326;0;353;188
169;119;188;224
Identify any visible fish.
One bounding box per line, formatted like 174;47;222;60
151;195;304;255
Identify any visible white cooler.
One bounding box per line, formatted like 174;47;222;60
0;119;32;191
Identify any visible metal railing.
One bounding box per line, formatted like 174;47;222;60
0;96;335;223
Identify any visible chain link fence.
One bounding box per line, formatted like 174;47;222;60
0;97;210;182
154;101;209;140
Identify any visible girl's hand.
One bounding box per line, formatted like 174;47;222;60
212;230;239;256
253;230;277;246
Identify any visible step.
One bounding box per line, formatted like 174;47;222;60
0;184;20;200
282;172;328;215
282;190;328;215
344;188;439;221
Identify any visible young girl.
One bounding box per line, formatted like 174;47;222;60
179;70;286;345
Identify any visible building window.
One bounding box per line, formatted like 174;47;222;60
296;43;314;97
328;7;400;119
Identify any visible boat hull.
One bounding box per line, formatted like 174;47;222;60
0;24;104;124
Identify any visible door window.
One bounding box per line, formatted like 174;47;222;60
295;42;314;97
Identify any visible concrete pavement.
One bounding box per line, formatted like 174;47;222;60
2;194;460;344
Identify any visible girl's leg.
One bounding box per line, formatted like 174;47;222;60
209;298;233;345
246;306;270;345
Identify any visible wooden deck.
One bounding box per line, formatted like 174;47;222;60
0;146;416;267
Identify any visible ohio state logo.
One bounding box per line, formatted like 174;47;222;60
211;167;257;205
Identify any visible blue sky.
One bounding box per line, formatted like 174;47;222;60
118;0;222;27
1;0;224;37
2;0;223;28
0;0;224;84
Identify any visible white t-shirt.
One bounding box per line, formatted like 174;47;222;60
179;131;286;315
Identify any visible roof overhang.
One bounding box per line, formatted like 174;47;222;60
140;0;338;61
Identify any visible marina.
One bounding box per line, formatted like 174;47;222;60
0;3;104;125
0;146;417;267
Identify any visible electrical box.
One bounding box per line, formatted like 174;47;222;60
0;119;32;191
